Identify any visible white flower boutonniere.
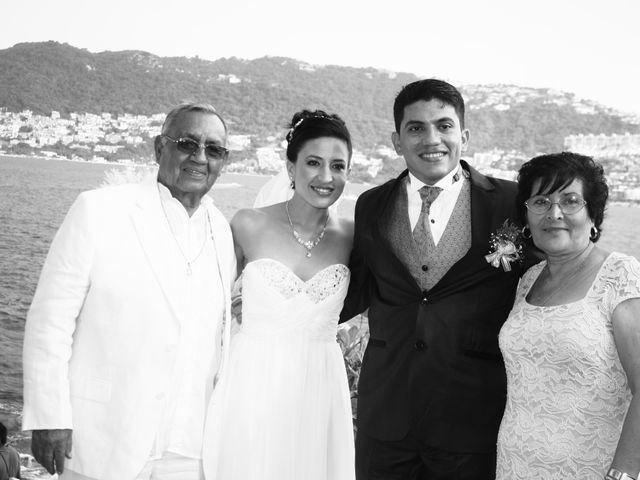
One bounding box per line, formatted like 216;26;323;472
485;220;524;272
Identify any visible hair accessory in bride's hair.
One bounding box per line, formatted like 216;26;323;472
286;112;334;143
286;118;305;142
285;109;352;166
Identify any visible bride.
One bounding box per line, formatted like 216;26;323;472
202;110;355;480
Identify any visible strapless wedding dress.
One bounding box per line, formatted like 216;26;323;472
202;258;355;480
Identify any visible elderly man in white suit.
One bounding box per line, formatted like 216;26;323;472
22;103;236;480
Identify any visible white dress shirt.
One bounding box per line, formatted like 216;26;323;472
154;184;224;460
407;165;466;245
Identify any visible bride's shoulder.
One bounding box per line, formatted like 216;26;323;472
332;216;354;238
231;205;284;234
327;217;354;253
232;207;261;222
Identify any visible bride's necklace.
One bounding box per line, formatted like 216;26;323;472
285;200;329;258
531;243;594;305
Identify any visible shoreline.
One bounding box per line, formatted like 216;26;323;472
0;154;376;185
0;152;155;166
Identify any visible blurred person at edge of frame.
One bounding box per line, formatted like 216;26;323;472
0;422;21;480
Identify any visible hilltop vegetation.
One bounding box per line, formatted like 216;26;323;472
1;41;638;157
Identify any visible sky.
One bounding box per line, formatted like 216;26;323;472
2;0;640;115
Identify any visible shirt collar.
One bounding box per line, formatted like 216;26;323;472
408;163;464;193
157;182;211;217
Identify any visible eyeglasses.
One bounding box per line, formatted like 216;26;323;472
162;135;229;160
524;193;587;215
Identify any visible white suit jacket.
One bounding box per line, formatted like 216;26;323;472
22;181;236;480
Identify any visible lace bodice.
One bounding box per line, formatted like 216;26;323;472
239;258;350;341
496;252;640;479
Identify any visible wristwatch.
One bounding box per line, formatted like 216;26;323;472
606;467;637;480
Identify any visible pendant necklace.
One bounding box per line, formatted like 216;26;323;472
285;200;329;258
182;216;209;275
162;204;210;275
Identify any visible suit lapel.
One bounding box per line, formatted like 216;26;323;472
130;182;185;323
204;201;234;382
468;165;496;253
372;171;422;292
373;170;410;246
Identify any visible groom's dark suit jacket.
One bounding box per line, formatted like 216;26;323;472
341;161;525;453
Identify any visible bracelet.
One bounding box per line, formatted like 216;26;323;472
606;467;637;480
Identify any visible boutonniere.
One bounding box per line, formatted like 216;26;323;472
485;220;524;272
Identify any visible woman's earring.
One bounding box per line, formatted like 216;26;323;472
521;225;532;239
590;225;598;241
290;178;295;190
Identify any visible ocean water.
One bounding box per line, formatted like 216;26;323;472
1;154;640;471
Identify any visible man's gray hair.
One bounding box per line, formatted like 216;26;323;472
161;103;228;138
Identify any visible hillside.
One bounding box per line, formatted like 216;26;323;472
1;41;639;156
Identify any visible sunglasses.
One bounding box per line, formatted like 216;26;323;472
162;135;229;160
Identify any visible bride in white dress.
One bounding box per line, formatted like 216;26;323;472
202;110;356;480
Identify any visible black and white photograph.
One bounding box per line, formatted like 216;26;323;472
1;0;639;479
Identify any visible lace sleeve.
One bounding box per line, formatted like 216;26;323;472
602;253;640;316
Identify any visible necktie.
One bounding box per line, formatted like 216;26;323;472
413;185;442;242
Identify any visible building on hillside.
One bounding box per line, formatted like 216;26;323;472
256;147;283;170
352;151;383;178
228;135;252;151
564;133;640;157
622;188;640;201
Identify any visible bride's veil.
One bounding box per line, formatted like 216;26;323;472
253;168;293;207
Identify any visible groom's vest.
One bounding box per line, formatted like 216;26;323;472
385;176;472;290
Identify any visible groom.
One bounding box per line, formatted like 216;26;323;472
342;79;524;479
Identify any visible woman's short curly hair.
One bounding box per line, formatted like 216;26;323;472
516;151;608;242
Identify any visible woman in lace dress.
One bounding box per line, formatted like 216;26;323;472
496;152;640;480
202;110;355;480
